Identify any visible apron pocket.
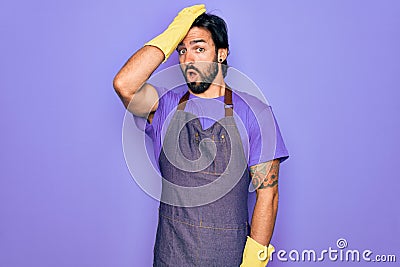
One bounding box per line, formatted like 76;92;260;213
154;214;200;266
196;223;248;266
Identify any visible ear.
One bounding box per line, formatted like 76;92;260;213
217;48;228;62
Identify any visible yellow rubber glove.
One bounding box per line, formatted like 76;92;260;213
144;4;206;62
240;236;275;267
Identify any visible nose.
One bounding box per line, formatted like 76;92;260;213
182;50;195;65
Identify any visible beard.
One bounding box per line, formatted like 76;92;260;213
183;60;219;94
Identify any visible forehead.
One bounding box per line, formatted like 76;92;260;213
180;27;214;46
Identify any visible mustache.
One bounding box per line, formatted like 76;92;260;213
184;64;201;75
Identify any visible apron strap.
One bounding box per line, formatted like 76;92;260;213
224;87;233;117
177;90;190;111
177;87;234;117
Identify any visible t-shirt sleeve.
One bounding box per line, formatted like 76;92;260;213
131;85;168;140
248;105;289;167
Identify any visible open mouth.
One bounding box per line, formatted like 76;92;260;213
186;70;199;82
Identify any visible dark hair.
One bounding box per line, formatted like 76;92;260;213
191;13;230;77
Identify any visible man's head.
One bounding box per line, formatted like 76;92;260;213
177;13;229;94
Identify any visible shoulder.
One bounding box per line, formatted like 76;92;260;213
232;89;270;118
156;85;187;110
148;85;187;127
157;85;185;100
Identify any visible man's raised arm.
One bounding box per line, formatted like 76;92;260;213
113;46;163;117
113;4;206;118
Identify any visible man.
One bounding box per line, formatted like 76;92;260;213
113;4;289;266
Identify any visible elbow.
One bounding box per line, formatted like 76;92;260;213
113;76;131;100
256;188;279;205
113;76;134;107
113;75;124;96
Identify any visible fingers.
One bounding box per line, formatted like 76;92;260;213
178;4;206;16
191;4;206;15
194;6;206;17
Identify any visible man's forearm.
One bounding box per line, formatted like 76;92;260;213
113;45;164;99
248;159;280;246
250;190;279;246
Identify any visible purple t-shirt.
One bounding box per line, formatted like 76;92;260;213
134;85;289;169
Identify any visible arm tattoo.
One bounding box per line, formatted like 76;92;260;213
249;159;280;190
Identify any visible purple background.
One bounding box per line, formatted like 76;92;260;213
1;0;399;266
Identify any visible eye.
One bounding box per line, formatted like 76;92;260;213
178;48;187;55
196;47;205;53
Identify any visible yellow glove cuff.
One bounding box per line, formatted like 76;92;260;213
240;236;275;267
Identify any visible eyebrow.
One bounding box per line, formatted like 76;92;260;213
177;39;207;47
190;39;207;45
